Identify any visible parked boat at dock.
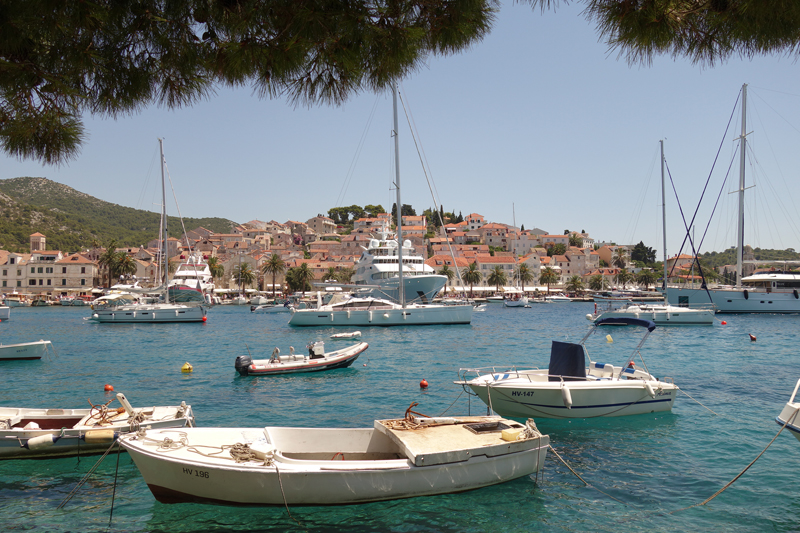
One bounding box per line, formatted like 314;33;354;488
120;414;549;505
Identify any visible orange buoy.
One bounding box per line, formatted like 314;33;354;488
721;321;727;325
749;334;756;342
104;384;114;392
420;379;429;389
202;316;207;322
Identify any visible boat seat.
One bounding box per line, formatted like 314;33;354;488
588;362;613;379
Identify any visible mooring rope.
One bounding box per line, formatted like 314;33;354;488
547;444;627;505
668;407;799;514
57;439;118;510
676;386;720;416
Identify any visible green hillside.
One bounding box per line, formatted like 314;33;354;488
0;177;236;253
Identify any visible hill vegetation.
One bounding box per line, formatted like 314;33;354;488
700;247;800;269
0;178;236;253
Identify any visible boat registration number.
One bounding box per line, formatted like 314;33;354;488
511;391;535;397
183;467;210;478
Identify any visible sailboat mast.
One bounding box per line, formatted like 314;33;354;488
735;83;748;289
392;83;405;308
661;140;668;293
159;138;169;302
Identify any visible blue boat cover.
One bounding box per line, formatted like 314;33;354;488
595;317;656;332
548;341;586;382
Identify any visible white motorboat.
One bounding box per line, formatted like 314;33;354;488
250;300;296;313
352;232;447;304
0;340;52;361
457;317;678;419
234;341;368;376
3;293;31;307
289;295;472;327
503;295;529;308
0;393;194;459
587;301;715;326
120;413;549;505
250;295;269;305
330;331;362;339
776;378;800;442
230;295;248;305
544;295;571;303
486;296;505;304
0;305;9;320
89;140;207;323
667;85;800;313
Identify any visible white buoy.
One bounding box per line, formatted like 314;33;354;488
561;383;573;409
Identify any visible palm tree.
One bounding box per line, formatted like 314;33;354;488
461;262;482;298
487;266;507;293
335;267;354;284
207;256;225;281
438;264;456;295
292;263;315;294
612;248;628;269
98;239;119;288
568;233;583;248
617;268;634;289
231;262;256;295
588;274;609;292
261;254;285;296
517;263;535;290
539;266;559;295
116;252;138;281
324;266;338;282
565;275;585;295
635;269;658;289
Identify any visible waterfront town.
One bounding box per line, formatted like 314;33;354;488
0;210;718;303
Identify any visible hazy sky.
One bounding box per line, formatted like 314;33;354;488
3;2;800;258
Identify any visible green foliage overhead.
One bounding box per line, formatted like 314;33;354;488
522;0;800;66
0;177;234;252
1;0;497;164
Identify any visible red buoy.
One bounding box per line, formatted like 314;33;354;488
104;384;114;392
202;316;207;322
749;334;756;342
721;321;727;325
420;379;429;389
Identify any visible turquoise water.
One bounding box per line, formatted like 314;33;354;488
1;304;799;532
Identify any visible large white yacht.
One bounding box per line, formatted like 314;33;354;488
352;232;446;304
167;253;215;303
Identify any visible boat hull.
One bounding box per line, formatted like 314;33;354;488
667;286;800;313
0;306;9;320
590;305;715;326
90;304;207;323
122;423;549;506
466;378;677;419
289;304;472;327
776;402;800;442
0;404;193;459
0;340;51;361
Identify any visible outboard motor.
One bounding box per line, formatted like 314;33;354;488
234;355;253;376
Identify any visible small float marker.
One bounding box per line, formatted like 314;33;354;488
104;384;114;392
420;379;429;389
606;334;613;343
721;321;727;325
181;362;193;373
749;334;756;342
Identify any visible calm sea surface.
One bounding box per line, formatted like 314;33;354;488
1;303;799;532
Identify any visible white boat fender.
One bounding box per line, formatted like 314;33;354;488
586;313;594;321
84;429;116;444
116;393;135;416
645;382;656;398
26;434;58;450
561;383;573;409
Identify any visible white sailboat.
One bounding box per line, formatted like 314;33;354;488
666;84;800;313
590;141;715;325
289;84;471;327
89;139;208;323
